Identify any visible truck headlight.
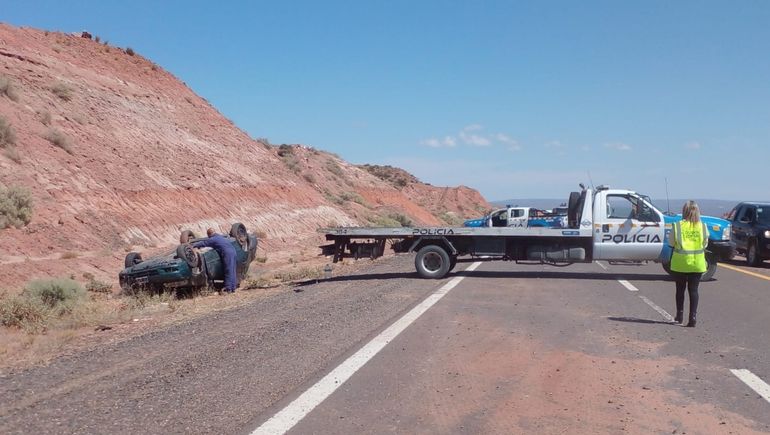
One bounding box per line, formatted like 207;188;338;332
722;225;731;241
764;230;770;239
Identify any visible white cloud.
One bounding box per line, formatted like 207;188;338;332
463;124;484;132
459;130;491;146
420;136;457;148
496;133;521;151
604;142;632;151
684;141;702;150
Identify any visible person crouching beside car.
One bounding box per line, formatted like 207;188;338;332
192;228;238;293
669;201;709;327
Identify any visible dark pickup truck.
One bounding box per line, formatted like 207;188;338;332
727;202;770;266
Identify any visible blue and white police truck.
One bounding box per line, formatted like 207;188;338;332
463;206;568;229
321;185;735;281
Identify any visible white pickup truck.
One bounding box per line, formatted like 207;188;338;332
321;184;735;280
463;206;568;228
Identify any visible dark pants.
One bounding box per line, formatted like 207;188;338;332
673;271;700;316
222;251;238;292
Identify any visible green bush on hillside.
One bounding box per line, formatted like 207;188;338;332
0;186;33;229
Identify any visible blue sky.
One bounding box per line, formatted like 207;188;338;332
2;1;769;201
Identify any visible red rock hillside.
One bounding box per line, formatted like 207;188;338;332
0;24;491;290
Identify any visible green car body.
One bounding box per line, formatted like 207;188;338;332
119;225;258;293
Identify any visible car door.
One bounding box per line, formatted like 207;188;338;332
733;205;753;252
594;193;665;260
507;208;528;228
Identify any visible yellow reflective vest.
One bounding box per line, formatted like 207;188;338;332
670;220;708;273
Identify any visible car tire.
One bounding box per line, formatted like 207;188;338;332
124;252;142;268
176;244;199;268
415;245;450;279
747;240;762;266
179;230;197;244
230;222;248;247
701;252;717;281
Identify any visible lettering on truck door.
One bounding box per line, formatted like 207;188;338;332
594;193;665;260
508;208;527;228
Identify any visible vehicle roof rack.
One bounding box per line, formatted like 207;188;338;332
595;185;609;191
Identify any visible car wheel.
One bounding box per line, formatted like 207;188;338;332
179;230;197;244
124;252;143;268
747;241;762;266
415;245;450;279
230;222;248;247
176;244;199;268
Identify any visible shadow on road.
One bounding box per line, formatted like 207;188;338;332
295;269;676;287
607;316;675;326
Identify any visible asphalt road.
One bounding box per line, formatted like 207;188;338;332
1;255;769;434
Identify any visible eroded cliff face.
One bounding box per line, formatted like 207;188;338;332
0;24;490;288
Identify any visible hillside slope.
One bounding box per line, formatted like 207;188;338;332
0;24;491;289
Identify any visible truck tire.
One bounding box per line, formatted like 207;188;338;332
747;240;762;266
701;252;717;281
124;252;142;268
415;245;451;279
448;255;458;272
567;192;580;228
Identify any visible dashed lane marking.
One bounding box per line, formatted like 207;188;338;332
719;263;770;282
251;261;483;435
617;279;638;292
595;261;608;270
638;295;674;322
731;369;770;404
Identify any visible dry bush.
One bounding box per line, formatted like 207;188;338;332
43;128;74;154
274;267;324;282
254;257;268;263
86;278;113;294
51;82;73;101
0;293;49;333
0;116;16;148
302;173;316;184
23;278;86;316
125;47;135;56
38;110;52;126
60;252;78;259
0;185;33;229
4;146;21;163
325;159;344;178
0;76;20;102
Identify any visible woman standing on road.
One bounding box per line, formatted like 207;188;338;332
669;200;709;327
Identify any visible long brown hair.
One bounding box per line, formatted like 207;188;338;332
682;200;701;223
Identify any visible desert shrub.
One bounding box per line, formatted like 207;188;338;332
86;278;113;294
43;128;73;153
0;185;33;229
3;146;21;163
0;116;16;148
254;257;268;263
302;173;316;184
369;215;402;227
0;76;20;102
339;191;365;205
325;159;344;177
392;214;412;227
274;266;323;282
323;192;344;206
60;251;78;259
439;211;464;226
277;144;293;157
125;47;135;56
23;278;86;316
38;110;52;126
51;82;73;101
0;294;49;332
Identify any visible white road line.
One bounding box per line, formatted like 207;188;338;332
617;279;638;292
731;369;770;404
595;261;608;270
638;295;674;322
251;261;483;435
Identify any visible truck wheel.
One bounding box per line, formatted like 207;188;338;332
124;252;142;268
448;256;458;272
415;245;451;279
180;230;197;244
567;192;580;228
176;244;199;268
747;241;762;266
701;253;717;281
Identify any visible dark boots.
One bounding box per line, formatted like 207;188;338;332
686;312;696;328
674;310;683;324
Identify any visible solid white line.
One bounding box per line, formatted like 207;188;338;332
731;369;770;404
595;261;608;270
638;295;674;322
251;261;483;435
617;279;638;292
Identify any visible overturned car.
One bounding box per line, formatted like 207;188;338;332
118;223;258;294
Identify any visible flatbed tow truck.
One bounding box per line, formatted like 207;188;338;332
321;185;735;280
